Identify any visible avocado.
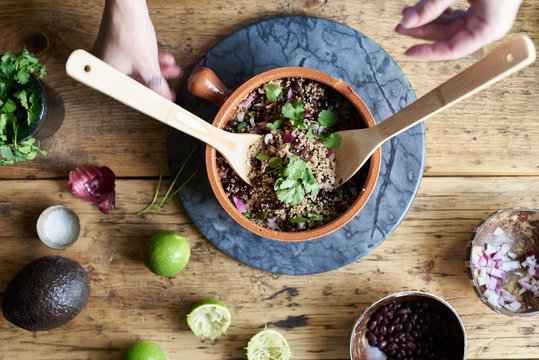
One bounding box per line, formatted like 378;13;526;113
2;255;90;331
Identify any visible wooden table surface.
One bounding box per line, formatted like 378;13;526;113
0;1;537;359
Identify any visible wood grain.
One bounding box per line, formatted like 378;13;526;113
0;0;537;178
0;177;537;359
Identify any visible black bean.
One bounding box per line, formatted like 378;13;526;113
406;341;417;350
379;340;388;349
405;322;412;332
368;320;377;331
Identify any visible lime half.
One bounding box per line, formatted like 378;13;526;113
124;340;166;360
246;328;291;360
186;298;231;340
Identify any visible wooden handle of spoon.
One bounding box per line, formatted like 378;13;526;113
65;49;236;154
376;35;536;140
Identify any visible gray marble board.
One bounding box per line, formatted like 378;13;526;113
167;16;425;275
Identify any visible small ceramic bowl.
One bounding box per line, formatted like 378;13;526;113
187;67;381;242
350;291;466;360
37;205;81;250
468;207;539;317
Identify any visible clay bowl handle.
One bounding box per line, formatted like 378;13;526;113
187;67;233;108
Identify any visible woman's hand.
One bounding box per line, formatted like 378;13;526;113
93;0;181;100
395;0;523;60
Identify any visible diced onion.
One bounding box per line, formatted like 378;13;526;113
473;239;537;312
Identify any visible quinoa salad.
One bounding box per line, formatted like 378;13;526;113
217;77;370;232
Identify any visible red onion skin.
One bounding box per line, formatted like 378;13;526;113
69;166;116;214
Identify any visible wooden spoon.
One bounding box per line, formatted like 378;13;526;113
65;49;260;185
333;35;536;186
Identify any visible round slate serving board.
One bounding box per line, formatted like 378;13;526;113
167;16;425;275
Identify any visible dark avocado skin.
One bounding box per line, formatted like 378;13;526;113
1;255;90;331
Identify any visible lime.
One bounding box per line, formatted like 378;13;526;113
186;298;231;340
124;340;166;360
246;328;291;360
144;231;190;277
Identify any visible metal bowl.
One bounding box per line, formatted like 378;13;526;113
468;207;539;317
350;291;466;360
36;205;81;250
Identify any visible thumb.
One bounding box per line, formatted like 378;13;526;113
401;0;456;29
145;73;176;101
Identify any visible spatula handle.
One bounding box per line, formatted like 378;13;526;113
65;49;229;151
377;35;536;139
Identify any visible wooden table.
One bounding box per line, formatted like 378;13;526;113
1;1;537;359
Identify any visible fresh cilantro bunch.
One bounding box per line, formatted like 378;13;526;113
0;48;47;166
274;155;319;205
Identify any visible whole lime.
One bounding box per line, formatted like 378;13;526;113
144;231;190;277
124;340;166;360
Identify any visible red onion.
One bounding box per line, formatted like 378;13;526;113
283;134;294;143
326;151;333;158
240;96;254;108
472;240;539;311
69;166;116;214
233;196;247;213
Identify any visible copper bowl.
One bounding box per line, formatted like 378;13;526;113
350;291;466;360
187;67;381;242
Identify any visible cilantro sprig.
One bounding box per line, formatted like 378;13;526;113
282;99;305;129
266;83;283;102
274;155;318;205
1;48;47;166
317;110;337;127
266;119;283;131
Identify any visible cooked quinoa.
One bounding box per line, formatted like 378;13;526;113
218;77;369;232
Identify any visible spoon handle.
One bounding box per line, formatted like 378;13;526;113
376;35;536;140
65;49;233;153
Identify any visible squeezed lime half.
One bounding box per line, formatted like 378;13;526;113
186;298;231;340
246;328;292;360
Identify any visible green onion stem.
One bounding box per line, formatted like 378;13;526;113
136;167;163;215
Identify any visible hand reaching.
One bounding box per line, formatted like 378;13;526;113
93;0;181;100
395;0;523;60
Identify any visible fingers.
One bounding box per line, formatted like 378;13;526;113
400;0;456;29
403;30;485;60
395;18;466;42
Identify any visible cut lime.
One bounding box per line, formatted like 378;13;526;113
186;298;231;340
246;328;291;360
124;340;166;360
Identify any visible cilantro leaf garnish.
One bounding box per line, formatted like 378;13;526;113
266;83;283;102
256;152;270;161
266;119;283;131
274;155;319;205
237;121;248;132
317;130;329;140
268;156;283;169
290;216;309;223
306;128;315;139
258;210;269;220
318;110;337;127
324;133;342;149
282;99;305;129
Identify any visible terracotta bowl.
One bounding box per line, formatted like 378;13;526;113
468;207;539;317
187;67;381;242
350;291;466;360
